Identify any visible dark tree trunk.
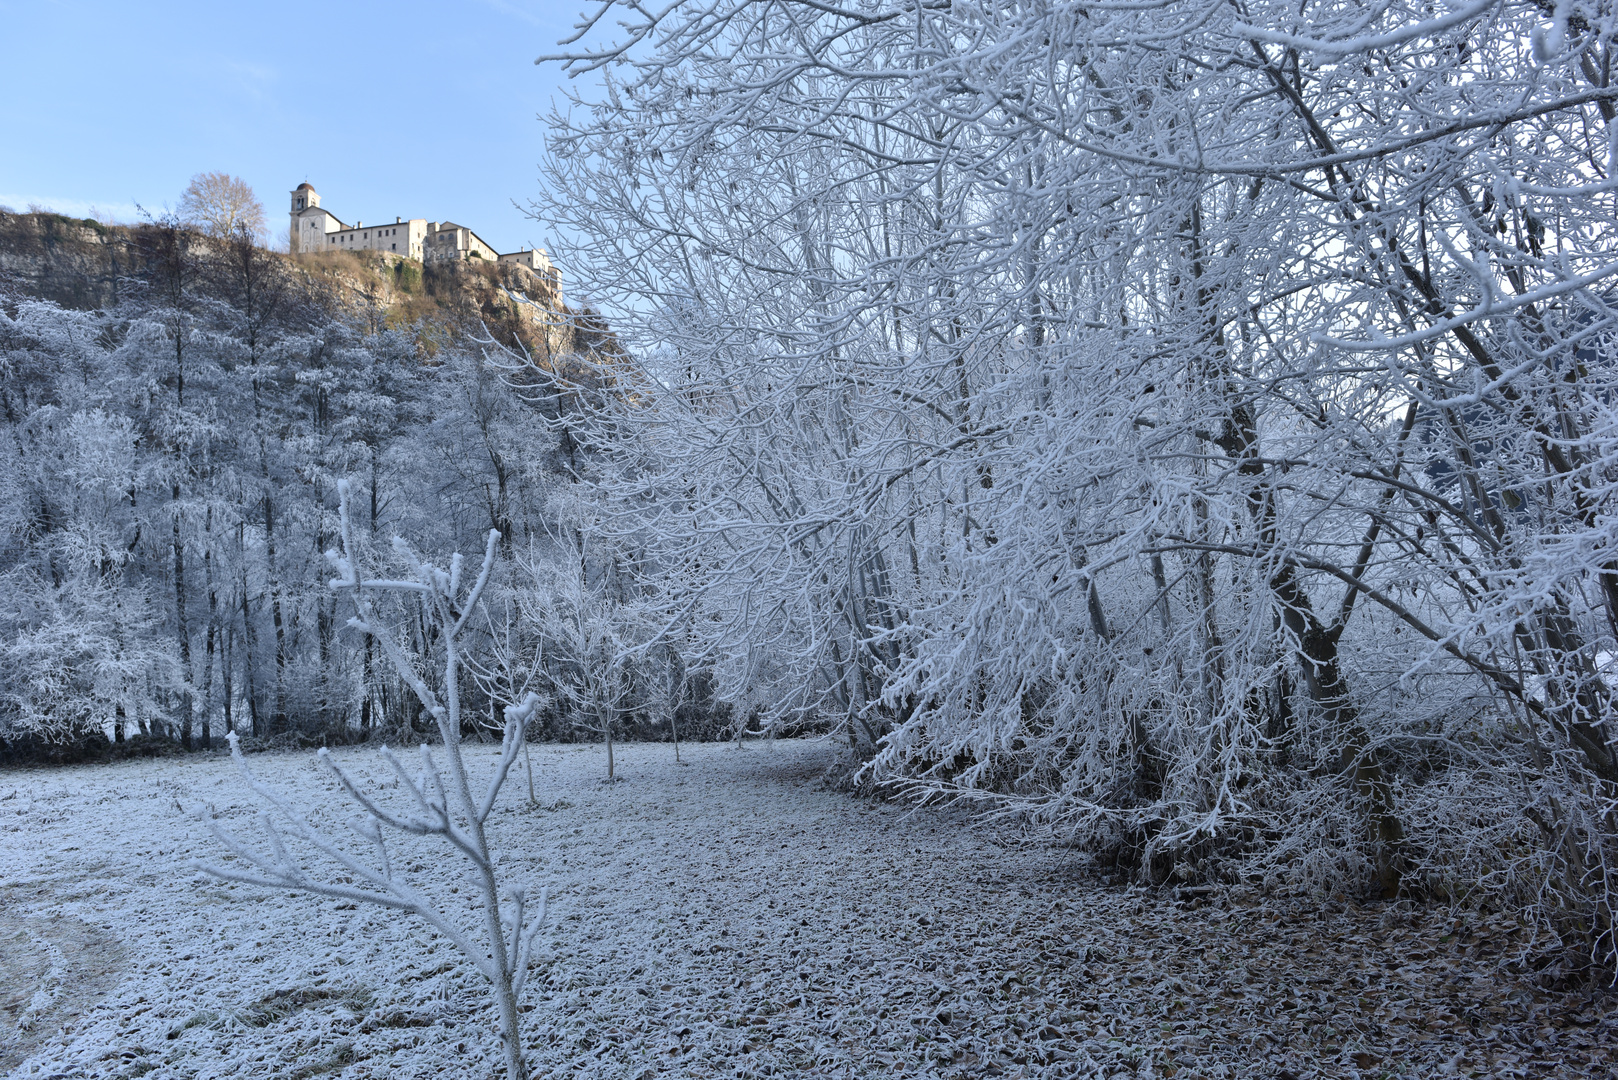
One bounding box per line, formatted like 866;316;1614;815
1272;565;1404;895
265;494;289;734
221;622;235;740
201;620;215;750
239;534;261;739
173;484;193;751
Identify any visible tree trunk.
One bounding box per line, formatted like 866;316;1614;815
361;637;374;734
201;621;215;750
264;493;288;734
221;622;235;740
173;484;193;751
239;538;261;739
202;509;217;749
1272;564;1405;896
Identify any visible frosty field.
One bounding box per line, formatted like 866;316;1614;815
1;738;1613;1080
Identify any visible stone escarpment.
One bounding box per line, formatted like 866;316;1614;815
0;212;142;310
0;211;615;365
297;246;588;362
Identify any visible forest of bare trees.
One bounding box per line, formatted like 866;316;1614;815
0;216;714;766
518;0;1618;974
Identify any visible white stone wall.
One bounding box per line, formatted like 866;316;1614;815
294;208;341;255
326;220;422;257
325;223;398;257
497;249;551;273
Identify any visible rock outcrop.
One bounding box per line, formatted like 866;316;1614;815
0;211;617;365
0;212;145;309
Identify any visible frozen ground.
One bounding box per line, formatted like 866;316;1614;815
0;738;1613;1079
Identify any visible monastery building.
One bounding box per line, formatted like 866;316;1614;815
288;183;559;296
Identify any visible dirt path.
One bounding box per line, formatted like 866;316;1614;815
0;889;125;1072
0;740;1613;1078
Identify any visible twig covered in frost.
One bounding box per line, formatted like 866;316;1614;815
191;479;550;1080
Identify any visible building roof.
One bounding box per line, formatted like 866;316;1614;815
295;192;512;259
338;222;415;234
297;206;349;230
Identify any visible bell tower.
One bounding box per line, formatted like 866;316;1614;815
289;183;321;253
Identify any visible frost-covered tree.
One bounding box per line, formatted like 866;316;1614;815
533;0;1618;964
515;529;653;779
178;171;266;241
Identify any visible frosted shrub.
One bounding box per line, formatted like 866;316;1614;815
193;479;549;1080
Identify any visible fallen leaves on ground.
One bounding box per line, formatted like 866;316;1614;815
0;739;1610;1078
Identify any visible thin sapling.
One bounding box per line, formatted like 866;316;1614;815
191;479;550;1080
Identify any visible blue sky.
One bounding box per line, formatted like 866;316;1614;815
0;1;605;257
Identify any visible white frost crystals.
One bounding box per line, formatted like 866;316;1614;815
189;478;549;1080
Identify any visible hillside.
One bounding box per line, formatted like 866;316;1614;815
0;205;646;766
0;210;616;363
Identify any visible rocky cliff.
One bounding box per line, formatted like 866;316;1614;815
0;212;144;309
0;211;615;364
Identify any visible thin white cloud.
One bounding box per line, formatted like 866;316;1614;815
218;58;279;103
476;0;551;28
0;194;147;224
227;60;277;83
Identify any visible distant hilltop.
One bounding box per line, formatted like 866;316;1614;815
289;182;560;304
0;208;621;367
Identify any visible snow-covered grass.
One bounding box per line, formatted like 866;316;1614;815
2;738;1613;1079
